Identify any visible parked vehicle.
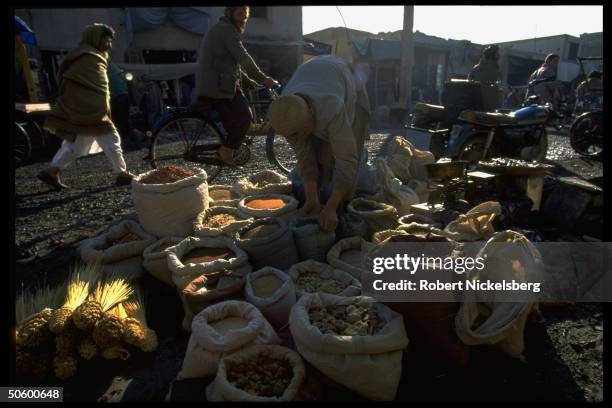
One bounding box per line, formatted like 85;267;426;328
569;56;603;160
408;78;560;164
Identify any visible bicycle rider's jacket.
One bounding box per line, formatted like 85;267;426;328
195;16;267;100
281;55;371;196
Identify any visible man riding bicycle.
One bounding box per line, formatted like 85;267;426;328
194;5;278;166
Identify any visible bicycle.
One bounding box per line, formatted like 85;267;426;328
147;85;295;182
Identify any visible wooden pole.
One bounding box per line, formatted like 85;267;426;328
16;34;38;102
398;6;414;111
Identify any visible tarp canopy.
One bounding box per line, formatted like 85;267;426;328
125;7;211;43
116;62;197;81
14;16;37;46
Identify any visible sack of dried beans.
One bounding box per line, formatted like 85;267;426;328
288;260;362;299
235;218;299;271
290;216;335;263
347;197;398;237
206;345;305;402
142;236;183;287
167;236;251;290
237;194;299;221
244;268;296;329
193;206;253;238
131;165;209;238
327;236;376;280
209;185;243;201
78;220;156;282
230;170;292;197
178;300;280;379
289;294;409;401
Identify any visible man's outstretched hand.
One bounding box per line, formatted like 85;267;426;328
319;206;339;233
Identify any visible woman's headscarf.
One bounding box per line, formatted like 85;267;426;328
80;23;115;53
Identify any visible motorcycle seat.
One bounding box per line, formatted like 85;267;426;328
414;102;446;119
459;110;518;126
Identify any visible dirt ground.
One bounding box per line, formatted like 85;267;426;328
12;129;604;402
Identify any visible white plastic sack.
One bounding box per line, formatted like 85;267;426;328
142;236;183;286
386;135;435;183
131;167;209;238
288;260;362;299
206;345;305;402
455;230;543;361
193;206;254;238
78;220;156;281
327;236;376;280
374;158;420;216
167;236;250;290
178;300;280;379
289;294;409;401
231;170;292;197
238;194;299;221
444;201;502;242
245;268;296;329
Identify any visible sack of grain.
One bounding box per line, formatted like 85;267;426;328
244;268;296;329
210;198;241;208
288;260;361;299
143;236;184;286
347;198;398;237
131;166;209;238
78;220;156;281
167;236;251;290
178;300;280;379
455;230;542;361
327;236;376;280
235;218;299;271
182;270;246;317
289;294;409;401
238;194;299;221
194;206;254;238
336;211;369;241
290;216;335;263
209;185;243;201
230;170;292;197
206;345;305;402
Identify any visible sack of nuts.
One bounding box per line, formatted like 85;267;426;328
178;301;280;379
288;260;361;299
289;294;409;401
206;345;305;402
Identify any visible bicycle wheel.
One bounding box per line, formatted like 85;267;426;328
570;112;603;158
265;127;295;175
14;122;32;167
149;115;223;182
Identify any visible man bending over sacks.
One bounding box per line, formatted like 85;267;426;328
267;55;371;233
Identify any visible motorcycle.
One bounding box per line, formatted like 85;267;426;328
408;78;560;164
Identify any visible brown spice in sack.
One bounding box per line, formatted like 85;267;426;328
181;247;234;265
246;198;285;210
242;224;279;239
227;354;293;398
140;165;196;184
204;213;238;229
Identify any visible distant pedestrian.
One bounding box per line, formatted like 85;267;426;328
468;45;501;84
526;53;562;109
37;24;134;190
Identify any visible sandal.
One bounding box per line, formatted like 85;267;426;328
37;170;69;191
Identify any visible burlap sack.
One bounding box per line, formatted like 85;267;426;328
182;269;247;316
235;218;300;271
238;194;299;221
288;260;362;299
231;170;292;197
443;201;502;242
206;345;305;402
244;268;296;329
131;167;209;238
386;135;435;183
193;206;254;238
143;236;183;286
327;236;376;280
347;198;398;237
290;216;335;263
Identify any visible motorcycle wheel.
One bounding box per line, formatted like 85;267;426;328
570;112;603;159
